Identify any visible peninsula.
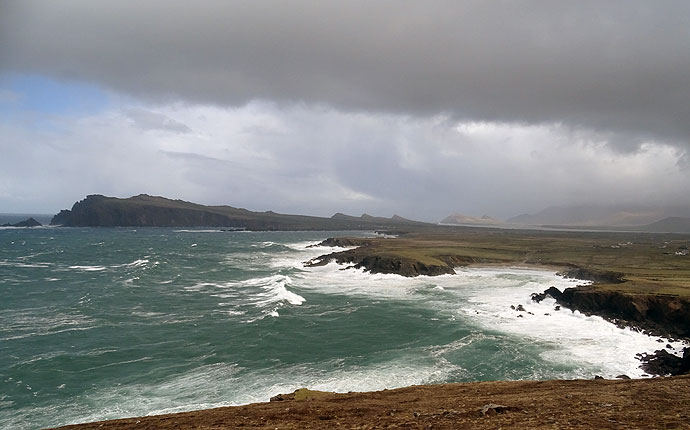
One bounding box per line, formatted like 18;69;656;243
50;194;424;230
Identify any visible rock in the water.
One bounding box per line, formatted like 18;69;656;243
639;347;690;376
532;286;563;303
2;217;42;227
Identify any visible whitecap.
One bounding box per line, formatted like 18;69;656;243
173;229;223;233
68;265;107;272
295;261;687;378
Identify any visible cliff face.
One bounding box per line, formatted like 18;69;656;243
542;285;690;339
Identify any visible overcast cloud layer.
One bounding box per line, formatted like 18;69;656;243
1;1;689;220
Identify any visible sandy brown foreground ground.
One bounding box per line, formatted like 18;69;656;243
53;376;690;430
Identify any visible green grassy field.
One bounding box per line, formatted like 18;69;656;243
335;226;690;297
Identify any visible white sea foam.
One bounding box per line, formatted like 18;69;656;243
294;261;687;378
68;265;108;272
173;229;223;233
123;259;149;268
0;260;51;268
186;274;305;320
239;274;306;306
28;354;460;428
0;311;97;341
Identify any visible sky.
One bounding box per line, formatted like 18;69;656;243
1;1;689;221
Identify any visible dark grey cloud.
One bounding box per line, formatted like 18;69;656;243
2;1;690;148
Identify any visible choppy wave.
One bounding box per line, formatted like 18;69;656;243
3;352;462;429
3;230;688;430
186;274;306;321
295;262;687;379
67;265;108;272
173;229;225;233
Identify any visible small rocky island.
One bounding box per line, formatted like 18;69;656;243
1;217;42;227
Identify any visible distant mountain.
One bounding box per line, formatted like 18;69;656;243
640;217;690;233
507;205;690;228
50;194;427;230
440;214;502;225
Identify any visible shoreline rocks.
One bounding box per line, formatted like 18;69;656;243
546;286;690;339
532;285;690;375
638;348;690;376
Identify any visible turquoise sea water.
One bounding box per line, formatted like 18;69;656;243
1;227;685;429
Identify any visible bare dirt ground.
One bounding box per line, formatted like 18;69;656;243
52;375;690;430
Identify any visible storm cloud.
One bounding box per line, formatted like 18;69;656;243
1;1;689;219
3;1;690;148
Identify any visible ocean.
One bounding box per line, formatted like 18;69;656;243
1;227;686;429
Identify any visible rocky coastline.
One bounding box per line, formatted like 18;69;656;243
312;237;690;376
532;284;690;339
531;284;690;376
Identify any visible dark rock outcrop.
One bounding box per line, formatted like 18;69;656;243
352;255;455;277
50;210;73;226
639;347;690;376
556;267;626;284
310;237;373;248
531;286;563;303
306;249;455;277
2;217;42;227
540;285;690;339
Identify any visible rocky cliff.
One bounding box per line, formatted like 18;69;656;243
536;285;690;339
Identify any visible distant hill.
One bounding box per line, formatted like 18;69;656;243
639;217;690;233
507;205;690;228
50;194;427;230
440;214;502;226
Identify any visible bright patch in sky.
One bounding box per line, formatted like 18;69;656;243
0;74;110;116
